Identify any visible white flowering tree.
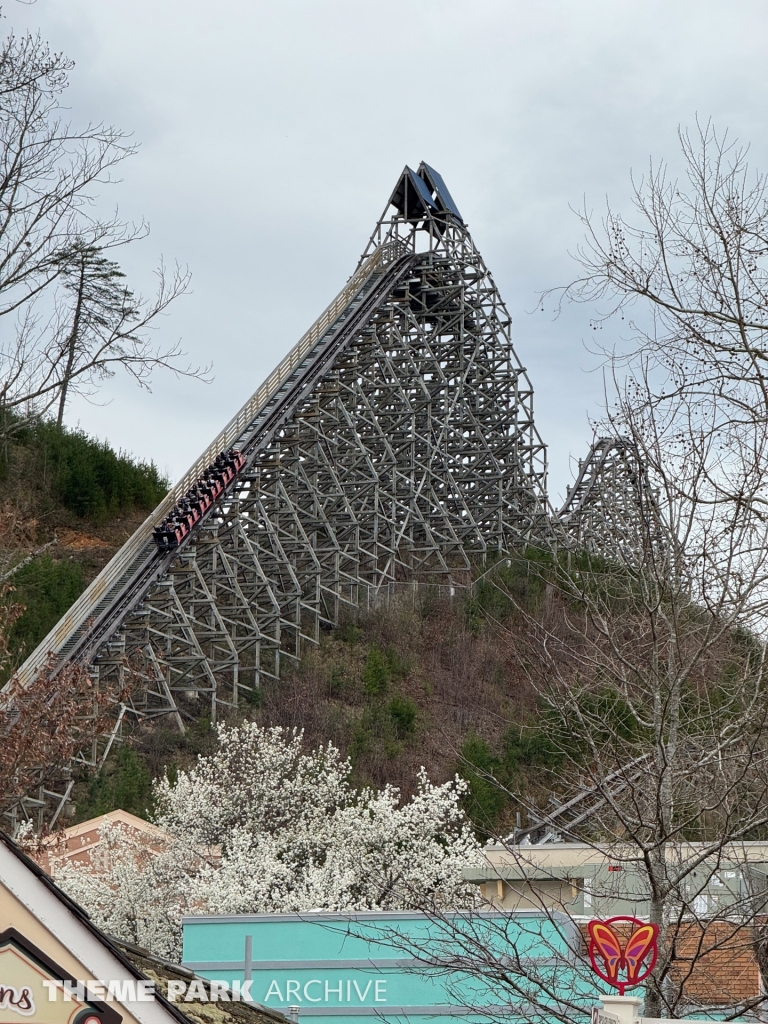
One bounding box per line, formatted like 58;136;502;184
53;723;481;959
51;820;199;959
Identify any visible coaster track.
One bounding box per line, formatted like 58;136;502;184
15;240;416;689
6;163;557;829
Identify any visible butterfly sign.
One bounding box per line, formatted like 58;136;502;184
587;917;659;996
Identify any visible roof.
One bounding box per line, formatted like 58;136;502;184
57;809;169;840
33;810;171;873
0;829;286;1024
463;840;768;883
113;938;288;1024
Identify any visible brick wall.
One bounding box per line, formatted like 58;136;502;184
671;920;761;1003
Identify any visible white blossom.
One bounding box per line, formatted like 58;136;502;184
54;723;482;958
53;820;199;959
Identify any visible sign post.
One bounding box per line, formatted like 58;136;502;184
591;1007;622;1024
593;996;643;1024
586;916;659;1024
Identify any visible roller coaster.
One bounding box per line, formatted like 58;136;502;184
3;163;654;831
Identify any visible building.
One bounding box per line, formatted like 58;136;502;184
0;829;284;1024
462;841;768;919
181;909;593;1024
32;810;172;874
463;841;768;1007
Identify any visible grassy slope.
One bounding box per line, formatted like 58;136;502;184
0;423;558;834
82;577;563;837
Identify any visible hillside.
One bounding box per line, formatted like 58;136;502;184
73;567;562;837
0;421;167;681
0;422;558;834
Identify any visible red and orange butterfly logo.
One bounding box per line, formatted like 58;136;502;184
587;917;659;995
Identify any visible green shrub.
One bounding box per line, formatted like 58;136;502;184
241;684;264;708
548;688;643;756
388;695;417;738
335;619;362;644
328;665;348;697
75;744;153;821
458;733;509;831
349;706;380;761
363;644;389;695
383;645;408;679
458;721;565;835
501;724;564;775
349;690;417;768
469;551;553;626
7;556;84;664
471;579;513;621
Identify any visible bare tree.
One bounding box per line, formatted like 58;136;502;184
51;241;191;427
364;386;768;1020
521;389;768;1016
551;119;768;510
0;30;203;436
370;127;768;1020
0;581;124;824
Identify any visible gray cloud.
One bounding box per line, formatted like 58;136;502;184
4;0;767;501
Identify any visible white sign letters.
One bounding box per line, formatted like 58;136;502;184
263;979;388;1005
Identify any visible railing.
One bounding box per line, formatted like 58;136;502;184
164;238;407;509
359;580;468;611
12;240;406;689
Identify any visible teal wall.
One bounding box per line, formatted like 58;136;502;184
182;910;596;1024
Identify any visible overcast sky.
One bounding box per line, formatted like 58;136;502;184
4;0;768;502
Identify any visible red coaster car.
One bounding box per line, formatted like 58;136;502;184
152;449;246;551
